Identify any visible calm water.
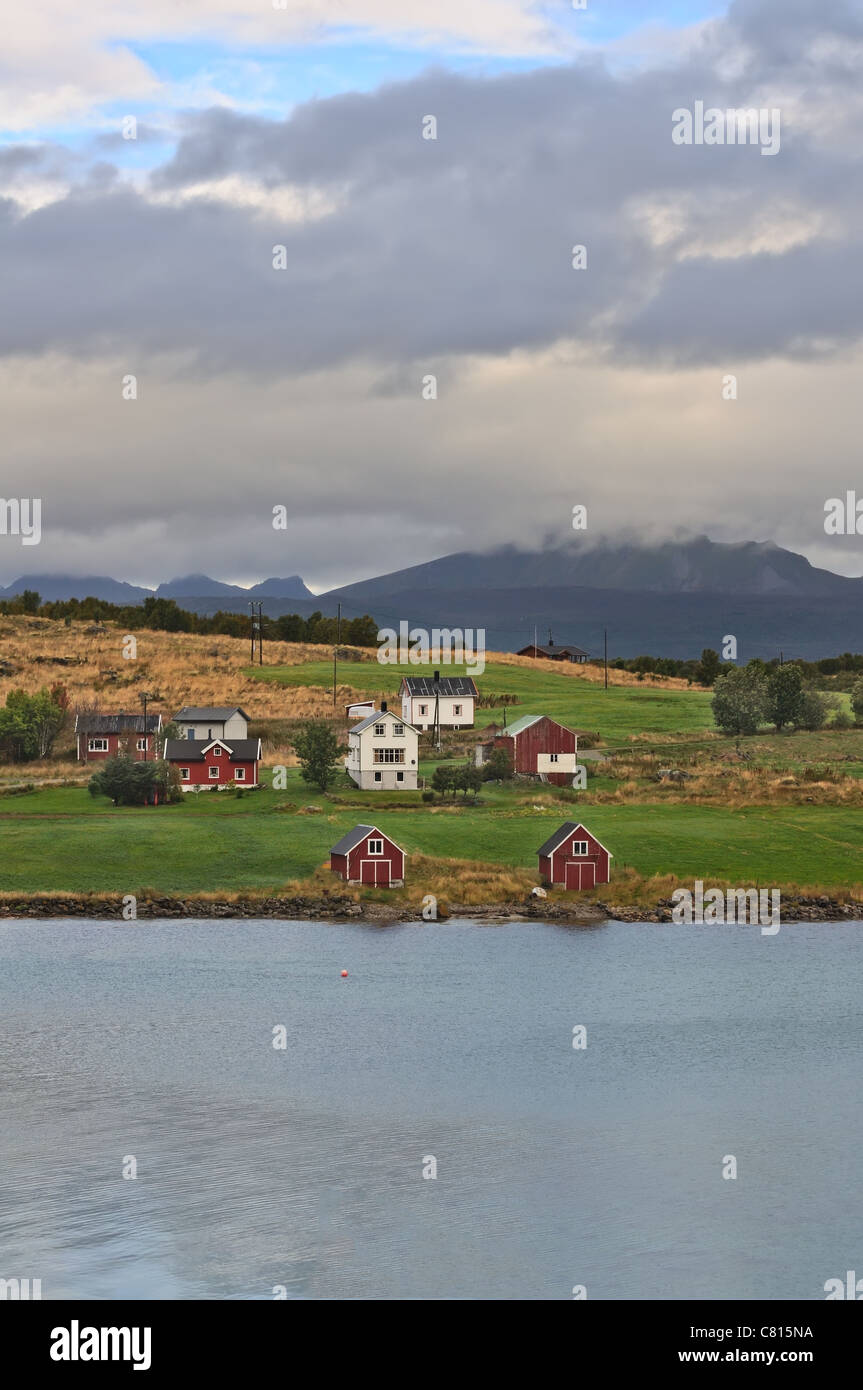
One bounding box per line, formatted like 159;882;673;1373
0;917;861;1301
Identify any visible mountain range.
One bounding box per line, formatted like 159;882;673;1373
2;538;861;660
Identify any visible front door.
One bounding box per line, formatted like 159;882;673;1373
361;860;391;885
564;861;595;891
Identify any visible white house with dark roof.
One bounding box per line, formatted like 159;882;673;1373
399;672;477;730
345;704;419;790
173;706;250;741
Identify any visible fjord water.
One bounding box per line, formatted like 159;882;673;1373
1;919;861;1301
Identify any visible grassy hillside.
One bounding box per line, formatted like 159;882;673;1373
251;658;715;742
2;776;862;897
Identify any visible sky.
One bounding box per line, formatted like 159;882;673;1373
1;0;862;591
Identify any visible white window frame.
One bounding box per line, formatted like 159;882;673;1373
453;704;462;716
88;737;109;752
180;768;190;780
393;723;404;736
212;745;223;755
396;771;404;782
374;771;382;782
418;704;428;715
368;838;384;855
373;723;386;736
209;766;220;779
549;752;559;763
137;738;148;751
571;840;588;856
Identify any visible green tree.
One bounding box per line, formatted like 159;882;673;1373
432;764;456;798
851;677;863;724
796;688;828;731
482;747;514;782
291;720;344;792
88;755;177;805
766;664;805;731
696;648;722;686
0;685;67;761
711;666;767;736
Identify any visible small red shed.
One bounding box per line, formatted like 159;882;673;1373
478;713;579;787
330;824;405;887
537;821;612;890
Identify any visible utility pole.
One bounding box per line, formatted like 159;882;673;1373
333;602;341;709
604;628;608;690
248;602;256;664
258;602;264;665
433;669;441;753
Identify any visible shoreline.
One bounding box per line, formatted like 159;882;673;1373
0;893;860;924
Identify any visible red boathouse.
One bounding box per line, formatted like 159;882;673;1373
537;821;612;890
330;824;405;887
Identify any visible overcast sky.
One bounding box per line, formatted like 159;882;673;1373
1;0;861;591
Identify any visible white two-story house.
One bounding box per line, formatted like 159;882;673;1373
399;673;477;731
345;705;419;790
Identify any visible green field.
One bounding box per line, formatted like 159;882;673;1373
2;775;861;895
251;659;715;742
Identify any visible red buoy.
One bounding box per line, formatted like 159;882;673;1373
341;970;349;978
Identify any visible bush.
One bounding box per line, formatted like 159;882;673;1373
831;709;854;730
422;790;435;803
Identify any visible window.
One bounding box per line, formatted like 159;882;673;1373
235;768;245;781
419;704;428;715
453;704;462;716
209;766;220;779
374;723;386;736
180;768;190;780
137;738;147;751
374;772;382;782
571;840;588;856
368;838;383;855
393;723;404;736
374;748;405;763
88;738;109;752
396;771;404;783
207;728;213;739
212;745;223;755
549;753;559;763
187;729;195;739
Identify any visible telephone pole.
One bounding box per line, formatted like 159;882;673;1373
257;602;264;665
332;602;341;709
138;690;155;761
604;628;608;690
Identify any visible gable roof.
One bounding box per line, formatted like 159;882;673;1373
76;713;162;734
164;738;261;763
503;713;575;739
519;644;589;658
173;706;250;722
330;823;404;856
400;675;478;697
537;821;613;858
351;708;415;735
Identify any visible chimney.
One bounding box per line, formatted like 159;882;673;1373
381;700;387;713
433;669;440;682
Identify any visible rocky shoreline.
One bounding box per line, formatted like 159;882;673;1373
0;892;860;923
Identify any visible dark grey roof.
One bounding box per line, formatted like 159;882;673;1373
401;676;478;697
520;644;589;658
536;821;613;858
173;706;249;721
537;822;582;857
330;824;388;856
165;738;261;762
76;713;161;734
351;708;411;734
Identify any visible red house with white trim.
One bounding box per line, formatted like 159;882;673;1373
477;713;579;786
537;821;612;890
164;737;261;789
75;712;162;762
330;824;405;887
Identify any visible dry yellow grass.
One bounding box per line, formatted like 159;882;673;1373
0;616;369;725
491;651;705;690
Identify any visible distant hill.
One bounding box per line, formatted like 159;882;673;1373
323;537;863;661
1;574;152;603
246;576;314;600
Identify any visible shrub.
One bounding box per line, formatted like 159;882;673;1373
422;790;435;803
